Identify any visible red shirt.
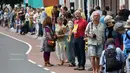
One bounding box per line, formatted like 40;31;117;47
74;18;88;38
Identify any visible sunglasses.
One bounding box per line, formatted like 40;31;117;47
108;22;115;24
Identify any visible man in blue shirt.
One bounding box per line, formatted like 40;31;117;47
123;20;130;58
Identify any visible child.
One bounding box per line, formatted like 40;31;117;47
15;16;21;33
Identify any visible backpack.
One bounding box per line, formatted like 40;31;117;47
105;48;122;72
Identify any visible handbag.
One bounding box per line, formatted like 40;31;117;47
47;39;55;47
40;26;56;52
45;26;56;47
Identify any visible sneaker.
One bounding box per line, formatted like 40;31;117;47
88;67;93;71
74;67;80;70
78;67;85;71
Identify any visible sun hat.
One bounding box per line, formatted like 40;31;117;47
113;21;126;31
104;15;114;23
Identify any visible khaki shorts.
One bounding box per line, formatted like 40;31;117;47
88;45;103;57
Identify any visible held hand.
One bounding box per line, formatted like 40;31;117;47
69;31;72;36
84;38;88;41
73;31;77;34
88;34;94;38
54;34;57;39
88;34;96;38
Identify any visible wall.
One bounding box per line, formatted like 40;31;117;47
43;0;59;7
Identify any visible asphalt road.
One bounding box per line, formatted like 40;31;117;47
0;33;51;73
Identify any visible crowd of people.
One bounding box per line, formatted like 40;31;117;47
1;4;130;73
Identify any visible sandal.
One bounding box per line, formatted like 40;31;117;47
44;62;54;67
58;61;64;66
68;64;76;67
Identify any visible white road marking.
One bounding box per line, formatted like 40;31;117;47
0;32;32;55
44;68;50;70
10;59;24;60
28;59;36;64
51;71;56;73
10;54;24;55
37;65;43;67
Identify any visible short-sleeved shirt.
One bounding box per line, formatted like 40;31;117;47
55;24;66;41
74;18;88;38
85;22;105;45
123;30;130;49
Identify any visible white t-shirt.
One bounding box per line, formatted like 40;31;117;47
25;12;30;21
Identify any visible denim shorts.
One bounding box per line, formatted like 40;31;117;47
88;45;103;57
124;48;130;59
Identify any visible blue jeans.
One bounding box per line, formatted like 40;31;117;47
38;23;43;36
74;37;86;67
10;22;15;28
124;48;130;59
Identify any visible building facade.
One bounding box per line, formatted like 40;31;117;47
71;0;129;16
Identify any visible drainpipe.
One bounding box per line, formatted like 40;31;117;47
79;0;81;8
99;0;101;8
87;0;90;16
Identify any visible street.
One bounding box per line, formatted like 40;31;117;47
0;26;92;73
0;33;51;73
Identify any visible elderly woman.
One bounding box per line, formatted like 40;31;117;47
104;15;123;50
55;17;66;66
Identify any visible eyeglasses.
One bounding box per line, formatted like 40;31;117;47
108;22;115;24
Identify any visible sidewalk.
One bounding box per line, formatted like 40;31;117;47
0;27;92;73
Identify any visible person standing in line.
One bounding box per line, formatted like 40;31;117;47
85;11;105;73
65;12;76;67
73;10;88;71
55;17;66;66
104;15;123;50
41;16;56;67
100;10;107;25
